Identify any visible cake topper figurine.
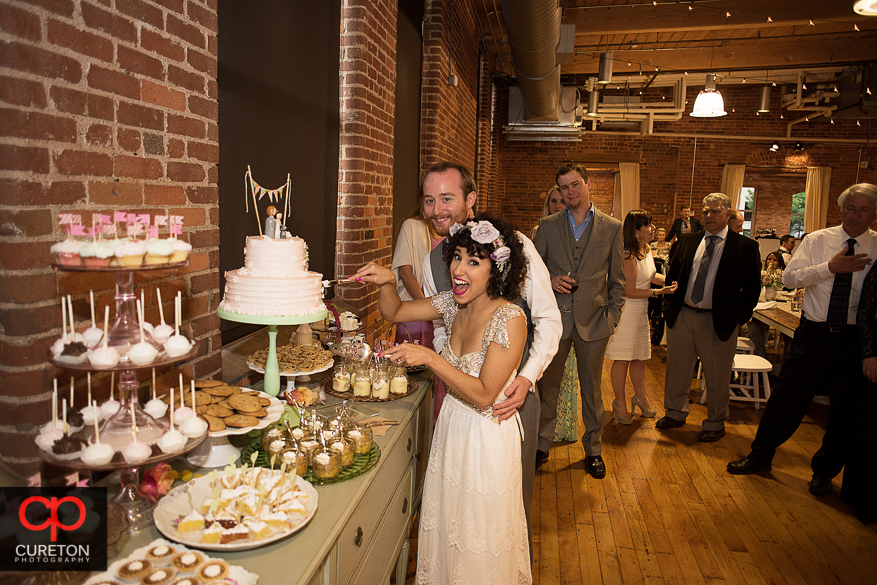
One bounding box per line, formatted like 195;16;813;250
245;165;291;238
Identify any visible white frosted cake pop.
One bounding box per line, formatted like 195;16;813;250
37;382;66;451
121;404;151;464
152;289;174;344
89;306;120;367
179;380;207;438
157;387;187;454
163;292;192;357
173;374;193;424
80;373;103;426
100;372;121;418
129;299;159;365
52;296;85;356
82;291;103;349
144;368;168;419
81;400;114;466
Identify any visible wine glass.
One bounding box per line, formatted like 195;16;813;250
559;271;578;313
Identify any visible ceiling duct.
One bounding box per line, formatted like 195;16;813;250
500;0;562;122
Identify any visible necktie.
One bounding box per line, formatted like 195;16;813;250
690;235;718;304
826;238;857;327
683;219;689;233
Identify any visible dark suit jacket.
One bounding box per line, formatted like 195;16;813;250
662;229;761;341
667;216;704;241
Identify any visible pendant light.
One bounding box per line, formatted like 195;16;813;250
598;53;613;84
586;90;600;116
690;73;727;117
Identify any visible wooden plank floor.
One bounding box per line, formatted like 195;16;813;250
397;346;877;584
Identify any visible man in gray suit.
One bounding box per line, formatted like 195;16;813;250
534;163;626;479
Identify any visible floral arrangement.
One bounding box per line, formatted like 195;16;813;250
761;269;783;290
448;220;511;274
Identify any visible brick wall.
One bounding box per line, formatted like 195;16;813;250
0;0;219;479
335;0;397;343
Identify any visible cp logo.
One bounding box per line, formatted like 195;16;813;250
19;496;86;542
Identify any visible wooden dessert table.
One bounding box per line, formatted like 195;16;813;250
753;304;800;338
104;374;434;585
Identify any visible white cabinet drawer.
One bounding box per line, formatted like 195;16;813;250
337;416;416;583
348;462;414;585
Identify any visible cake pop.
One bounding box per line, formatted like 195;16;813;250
81;400;114;465
157;388;187;454
144;368;168;420
174;374;193;424
66;377;84;432
52;296;88;363
100;372;121;418
51;296;84;356
180;379;207;438
81;290;103;348
52;399;84;459
129;299;159;365
36;381;66;451
140;290;156;337
164;292;192;358
80;373;103;426
122;404;151;463
152;289;174;344
89;306;120;367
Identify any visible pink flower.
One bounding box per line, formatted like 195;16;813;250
470;221;500;245
491;246;511;263
140;462;177;499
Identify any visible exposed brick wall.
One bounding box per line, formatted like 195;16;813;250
335;0;397;343
0;0;219;479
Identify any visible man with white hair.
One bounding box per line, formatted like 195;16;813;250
657;192;762;442
728;184;877;498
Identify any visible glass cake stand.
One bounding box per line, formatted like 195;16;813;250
217;307;328;396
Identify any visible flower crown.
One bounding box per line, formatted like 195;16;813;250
447;220;512;274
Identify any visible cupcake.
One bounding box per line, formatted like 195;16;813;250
80;241;114;267
51;240;83;266
168;238;192;263
114;240;147;267
116;559;152;583
145;240;174;265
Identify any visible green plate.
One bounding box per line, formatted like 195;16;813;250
240;437;380;486
218;307;329;326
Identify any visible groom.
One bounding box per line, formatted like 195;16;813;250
420;161;561;557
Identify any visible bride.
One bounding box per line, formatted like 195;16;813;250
354;215;532;583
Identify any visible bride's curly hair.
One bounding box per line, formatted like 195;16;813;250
444;214;528;301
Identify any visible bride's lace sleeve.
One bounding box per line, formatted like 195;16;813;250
858;266;877;359
430;290;457;334
484;304;526;351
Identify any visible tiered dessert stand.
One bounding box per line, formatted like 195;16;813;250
45;262;207;532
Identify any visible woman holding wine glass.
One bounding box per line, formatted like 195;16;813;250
605;210;677;424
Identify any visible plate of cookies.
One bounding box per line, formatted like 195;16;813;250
171;380;284;437
247;343;334;375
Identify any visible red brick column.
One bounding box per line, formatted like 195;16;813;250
335;0;397;342
0;0;219;479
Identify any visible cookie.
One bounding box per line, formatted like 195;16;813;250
205;404;234;418
195;405;210;415
216;399;232;410
258;397;271;407
228;393;261;413
203;415;226;432
249;407;268;418
203;385;234;397
194;380;224;388
224;414;259;428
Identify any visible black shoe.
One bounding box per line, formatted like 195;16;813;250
535;449;548;469
655;416;685;429
809;474;833;496
727;456;773;475
697;429;726;442
585;455;606;479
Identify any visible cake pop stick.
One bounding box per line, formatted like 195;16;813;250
90;291;96;326
87;372;92;406
67;295;75;337
191;379;196;410
157;289;166;324
103;305;110;347
93;401;101;442
61;296;68;340
175;292;181;337
137;300;145;343
62;398;67;432
53;380;58;430
110;372;114;400
70;377;74;409
170;387;175;426
152;368;157;401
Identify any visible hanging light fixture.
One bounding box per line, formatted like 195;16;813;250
598;52;613;84
757;85;771;112
690;74;727;117
854;0;877;14
586;90;600;116
769;142;780;152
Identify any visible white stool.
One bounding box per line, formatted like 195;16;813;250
700;354;772;409
696;337;755;380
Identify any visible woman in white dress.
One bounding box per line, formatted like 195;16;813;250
605;210;677;424
354;215;532;584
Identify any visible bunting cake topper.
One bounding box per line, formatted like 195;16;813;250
245;165;291;238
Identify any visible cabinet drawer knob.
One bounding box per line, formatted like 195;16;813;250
402;497;408;514
355;527;363;547
407;437;412;452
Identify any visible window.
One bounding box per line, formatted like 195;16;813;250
790;191;805;237
738;187;755;237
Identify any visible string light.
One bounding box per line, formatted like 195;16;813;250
780;114;784;119
858;120;862;126
805;117;810;122
772;81;777;87
742;79;746;83
831;119;835;124
803;83;808;90
688;5;693;10
855;24;860;31
684;71;689;76
767;16;773;22
868;87;873;95
809;20;814;26
726;11;731;17
653;1;657;5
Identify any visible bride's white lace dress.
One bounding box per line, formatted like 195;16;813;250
416;291;532;585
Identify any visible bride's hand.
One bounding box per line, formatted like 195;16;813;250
351;262;396;287
381;342;436;369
